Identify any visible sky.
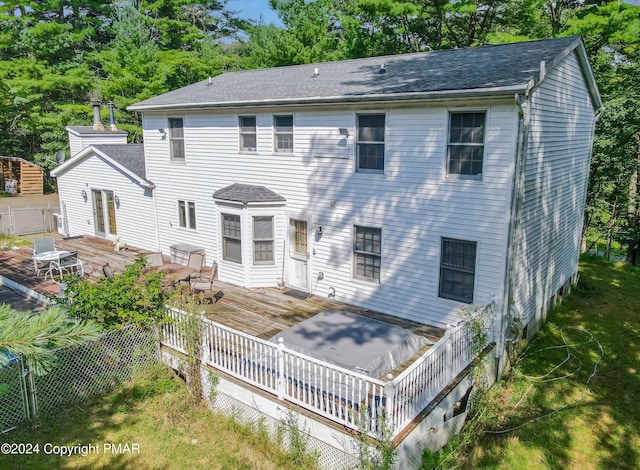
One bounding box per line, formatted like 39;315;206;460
228;0;283;26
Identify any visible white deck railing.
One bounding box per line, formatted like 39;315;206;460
161;306;493;439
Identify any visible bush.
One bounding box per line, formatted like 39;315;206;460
58;256;169;329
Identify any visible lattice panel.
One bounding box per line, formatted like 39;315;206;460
33;327;158;416
0;358;29;432
213;392;360;470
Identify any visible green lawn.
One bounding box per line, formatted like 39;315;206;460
454;256;640;469
0;366;317;469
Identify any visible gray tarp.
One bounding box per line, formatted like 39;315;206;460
270;310;432;378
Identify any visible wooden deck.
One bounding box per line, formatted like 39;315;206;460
0;234;445;363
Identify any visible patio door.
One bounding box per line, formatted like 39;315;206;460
92;189;117;238
287;219;309;291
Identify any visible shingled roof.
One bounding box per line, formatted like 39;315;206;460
50;144;152;188
213;183;286;204
129;36;598;111
93;144;147;180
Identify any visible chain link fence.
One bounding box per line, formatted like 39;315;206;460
1;326;158;432
0;206;59;236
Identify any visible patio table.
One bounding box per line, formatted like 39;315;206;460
145;263;195;286
32;250;71;275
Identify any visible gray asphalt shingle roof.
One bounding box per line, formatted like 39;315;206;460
213;183;286;204
93;144;147;181
129;36;582;111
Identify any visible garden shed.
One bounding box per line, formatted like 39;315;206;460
0;156;44;196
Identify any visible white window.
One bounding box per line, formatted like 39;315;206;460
253;216;274;264
356;114;385;173
439;238;476;303
178;200;196;229
239;116;257;151
447;112;485;178
354;226;381;282
274;115;293;152
168;117;185;161
222;213;242;263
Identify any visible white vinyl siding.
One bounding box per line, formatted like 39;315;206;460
54;152;157;251
142;101;516;327
512;51;596;325
67;132;127;157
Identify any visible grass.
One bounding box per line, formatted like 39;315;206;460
0;365;317;469
0;234;32;249
450;255;640;469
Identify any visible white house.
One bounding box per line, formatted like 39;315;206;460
55;36;600;337
51;111;158;250
51;36;600;466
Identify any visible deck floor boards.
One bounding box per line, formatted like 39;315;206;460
0;234;445;376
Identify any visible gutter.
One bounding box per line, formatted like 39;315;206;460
127;85;526;112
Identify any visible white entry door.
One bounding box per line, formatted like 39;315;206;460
287;219;309;291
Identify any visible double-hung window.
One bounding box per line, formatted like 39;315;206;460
439;238;476;303
222;214;242;263
356;114;385;173
354;226;381;282
274;115;293;152
178;200;196;229
447;111;485;178
253;216;274;264
168;117;185;162
239;116;257;151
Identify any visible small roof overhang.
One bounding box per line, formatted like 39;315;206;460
213;183;286;206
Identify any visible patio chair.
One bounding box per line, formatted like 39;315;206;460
32;237;56;275
47;251;83;280
33;237;55;255
190;262;218;302
187;252;204;277
144;252;164;267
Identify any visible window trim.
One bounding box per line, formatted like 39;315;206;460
221;213;242;264
356;112;386;174
168;117;185;162
177;199;196;230
253;215;274;265
273;114;294;153
445;110;487;180
353;225;382;283
438;237;477;303
239;115;257;152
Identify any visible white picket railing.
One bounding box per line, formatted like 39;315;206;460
161;306;493;439
388;307;493;433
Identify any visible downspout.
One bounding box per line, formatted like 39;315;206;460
497;92;531;376
152;185;160;251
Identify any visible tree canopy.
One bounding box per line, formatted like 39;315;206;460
0;0;637;262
